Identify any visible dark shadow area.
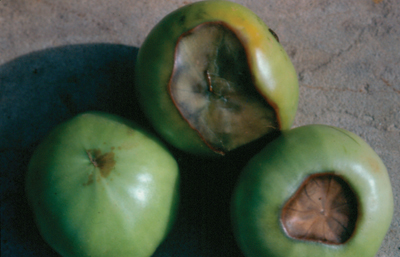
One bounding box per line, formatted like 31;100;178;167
0;43;146;151
0;43;142;257
0;43;256;257
153;132;280;256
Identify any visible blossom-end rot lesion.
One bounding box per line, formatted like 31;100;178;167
281;173;358;245
86;148;116;180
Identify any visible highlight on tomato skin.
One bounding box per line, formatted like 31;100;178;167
135;0;299;156
231;124;393;257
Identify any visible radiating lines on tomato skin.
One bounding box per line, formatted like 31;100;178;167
281;173;358;245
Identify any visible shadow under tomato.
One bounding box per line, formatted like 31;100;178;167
1;42;273;257
0;43;142;256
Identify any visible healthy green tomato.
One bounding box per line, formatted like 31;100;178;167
232;125;393;257
26;112;179;257
135;0;298;156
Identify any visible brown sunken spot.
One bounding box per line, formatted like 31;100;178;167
281;173;358;245
169;22;277;154
86;149;116;180
83;173;95;186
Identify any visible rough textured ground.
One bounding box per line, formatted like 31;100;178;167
1;0;399;256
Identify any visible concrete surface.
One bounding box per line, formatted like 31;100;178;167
1;0;399;256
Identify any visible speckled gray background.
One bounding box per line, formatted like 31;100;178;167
1;0;399;256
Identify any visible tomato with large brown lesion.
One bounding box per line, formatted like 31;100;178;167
135;0;298;156
232;125;393;257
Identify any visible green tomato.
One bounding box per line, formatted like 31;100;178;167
26;112;179;257
232;125;393;257
135;0;298;156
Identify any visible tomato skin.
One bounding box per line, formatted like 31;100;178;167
135;0;298;156
232;125;393;257
26;112;179;257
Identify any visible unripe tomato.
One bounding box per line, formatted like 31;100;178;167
26;112;179;257
135;0;298;156
232;125;393;257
